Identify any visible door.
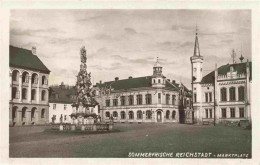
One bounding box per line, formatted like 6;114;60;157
157;111;162;122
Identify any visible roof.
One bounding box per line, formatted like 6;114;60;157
49;86;77;104
201;62;252;84
10;46;50;73
97;76;179;91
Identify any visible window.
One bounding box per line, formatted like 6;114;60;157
105;112;110;118
22;72;29;83
172;111;176;119
158;79;161;83
239;108;245;118
22;88;27;99
113;111;118;117
128;95;134;105
31;108;35;119
229;87;236;101
205;109;208;118
209;109;213;118
12;70;19;82
221;88;227;101
166;110;170;119
145;94;152;104
41;90;46;101
12;107;17;119
120;96;125;106
238;86;245;101
113;99;118;106
32;73;38;84
166;94;170;105
205;92;212;102
12;87;19;99
42;76;47;85
64;115;67;121
158;93;161;104
31;89;36;100
129;111;134;119
121;111;126;119
64;104;67;110
22;108;26;118
137;94;142;105
194;93;197;103
41;109;45;118
221;108;226;118
153;79;156;83
205;93;208;102
230;108;235;118
172;95;176;105
146;110;152;119
106;100;110;107
53;104;56;110
137;110;143;119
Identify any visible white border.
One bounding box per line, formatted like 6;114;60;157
1;1;260;165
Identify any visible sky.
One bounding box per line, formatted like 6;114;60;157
10;10;251;88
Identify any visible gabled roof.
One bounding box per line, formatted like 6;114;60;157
96;76;179;91
201;62;252;84
49;86;77;104
10;46;50;73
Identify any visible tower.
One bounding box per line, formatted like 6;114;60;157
190;27;204;83
152;57;166;88
190;26;204;123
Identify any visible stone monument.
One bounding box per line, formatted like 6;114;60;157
70;46;99;126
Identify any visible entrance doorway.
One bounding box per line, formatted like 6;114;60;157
157;111;162;122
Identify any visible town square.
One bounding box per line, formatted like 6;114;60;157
7;9;252;159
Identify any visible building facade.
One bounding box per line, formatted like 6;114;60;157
49;82;100;124
93;59;192;123
9;46;50;126
190;31;252;124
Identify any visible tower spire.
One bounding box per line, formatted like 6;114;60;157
231;49;236;64
194;25;200;56
239;45;244;63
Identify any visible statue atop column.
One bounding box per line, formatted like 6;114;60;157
71;46;99;123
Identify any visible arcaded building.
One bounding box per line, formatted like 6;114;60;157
93;59;192;123
9;46;50;126
190;31;252;124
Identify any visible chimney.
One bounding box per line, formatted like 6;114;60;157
172;80;176;84
115;77;119;81
128;76;133;79
32;46;37;55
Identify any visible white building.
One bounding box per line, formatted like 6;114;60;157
9;46;50;126
93;58;192;123
190;30;252;124
49;82;100;124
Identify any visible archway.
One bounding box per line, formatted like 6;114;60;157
157;111;162;122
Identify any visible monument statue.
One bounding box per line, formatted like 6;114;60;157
70;46;99;125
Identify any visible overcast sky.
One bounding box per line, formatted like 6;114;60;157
10;10;251;88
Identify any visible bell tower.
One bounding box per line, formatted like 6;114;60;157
190;26;204;123
190;27;204;83
152;57;166;88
